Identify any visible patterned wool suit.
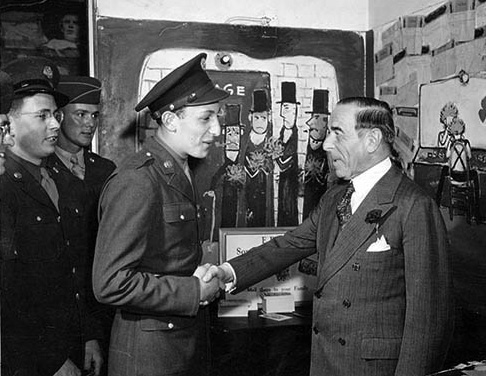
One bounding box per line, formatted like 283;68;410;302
229;165;454;376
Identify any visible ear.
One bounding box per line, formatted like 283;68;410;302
366;128;383;153
160;111;177;133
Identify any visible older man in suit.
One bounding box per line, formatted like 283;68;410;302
204;97;454;376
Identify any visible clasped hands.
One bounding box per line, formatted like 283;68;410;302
193;263;233;306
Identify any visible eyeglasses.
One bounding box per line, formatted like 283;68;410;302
19;109;64;124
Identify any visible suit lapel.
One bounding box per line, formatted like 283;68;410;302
318;166;403;289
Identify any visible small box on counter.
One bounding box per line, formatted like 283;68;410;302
261;292;295;313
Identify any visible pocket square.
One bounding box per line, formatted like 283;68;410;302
366;235;391;252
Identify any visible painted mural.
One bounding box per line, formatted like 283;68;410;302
95;19;368;241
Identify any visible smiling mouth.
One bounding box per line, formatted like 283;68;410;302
46;135;58;143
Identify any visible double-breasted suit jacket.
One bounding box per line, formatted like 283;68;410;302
93;137;209;376
229;165;453;376
0;153;100;376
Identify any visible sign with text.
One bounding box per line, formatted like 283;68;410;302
219;227;317;309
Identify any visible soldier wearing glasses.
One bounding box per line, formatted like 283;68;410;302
0;57;103;376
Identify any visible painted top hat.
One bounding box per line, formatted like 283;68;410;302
223;103;243;127
306;89;330;114
277;82;300;104
250;89;270;113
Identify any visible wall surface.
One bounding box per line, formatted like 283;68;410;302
95;0;369;31
368;0;445;29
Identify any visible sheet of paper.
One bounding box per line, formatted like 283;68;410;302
259;313;293;321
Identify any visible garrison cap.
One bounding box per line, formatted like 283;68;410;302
58;75;102;105
2;56;69;107
135;53;229;119
0;70;13;114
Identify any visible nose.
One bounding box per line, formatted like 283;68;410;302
49;116;61;130
210;117;222;137
85;116;96;128
323;134;334;151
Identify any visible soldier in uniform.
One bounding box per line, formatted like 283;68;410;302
1;57;103;376
92;53;228;376
1;71;15;174
46;75;116;370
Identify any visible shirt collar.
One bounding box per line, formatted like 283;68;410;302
350;158;392;212
55;146;85;169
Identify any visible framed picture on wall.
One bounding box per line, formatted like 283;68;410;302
0;0;88;75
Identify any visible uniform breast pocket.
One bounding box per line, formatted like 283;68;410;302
163;202;196;224
16;212;63;262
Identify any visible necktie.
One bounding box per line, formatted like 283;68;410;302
183;160;192;185
40;167;59;211
336;181;354;228
70;154;85;180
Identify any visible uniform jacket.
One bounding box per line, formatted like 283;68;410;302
93;136;209;376
0;152;102;376
230;165;454;376
46;149;116;343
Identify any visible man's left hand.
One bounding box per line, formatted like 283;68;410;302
84;339;103;376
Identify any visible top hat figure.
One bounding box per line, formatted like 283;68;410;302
306;89;330;115
277;82;300;104
223;104;243;127
250;90;270;113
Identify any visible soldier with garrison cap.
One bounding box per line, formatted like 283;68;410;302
93;52;228;376
46;75;116;372
1;57;104;376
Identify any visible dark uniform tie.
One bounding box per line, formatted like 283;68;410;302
40;167;59;211
336;182;354;228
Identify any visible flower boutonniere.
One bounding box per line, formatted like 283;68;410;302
365;206;398;235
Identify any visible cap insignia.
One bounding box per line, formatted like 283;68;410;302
169;104;175;111
42;65;53;80
188;92;197;103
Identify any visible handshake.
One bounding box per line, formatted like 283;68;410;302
192;263;234;306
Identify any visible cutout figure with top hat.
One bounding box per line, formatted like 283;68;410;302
244;89;274;227
207;103;245;229
276;81;300;226
303;89;330;219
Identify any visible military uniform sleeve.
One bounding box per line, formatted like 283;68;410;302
92;168;200;316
